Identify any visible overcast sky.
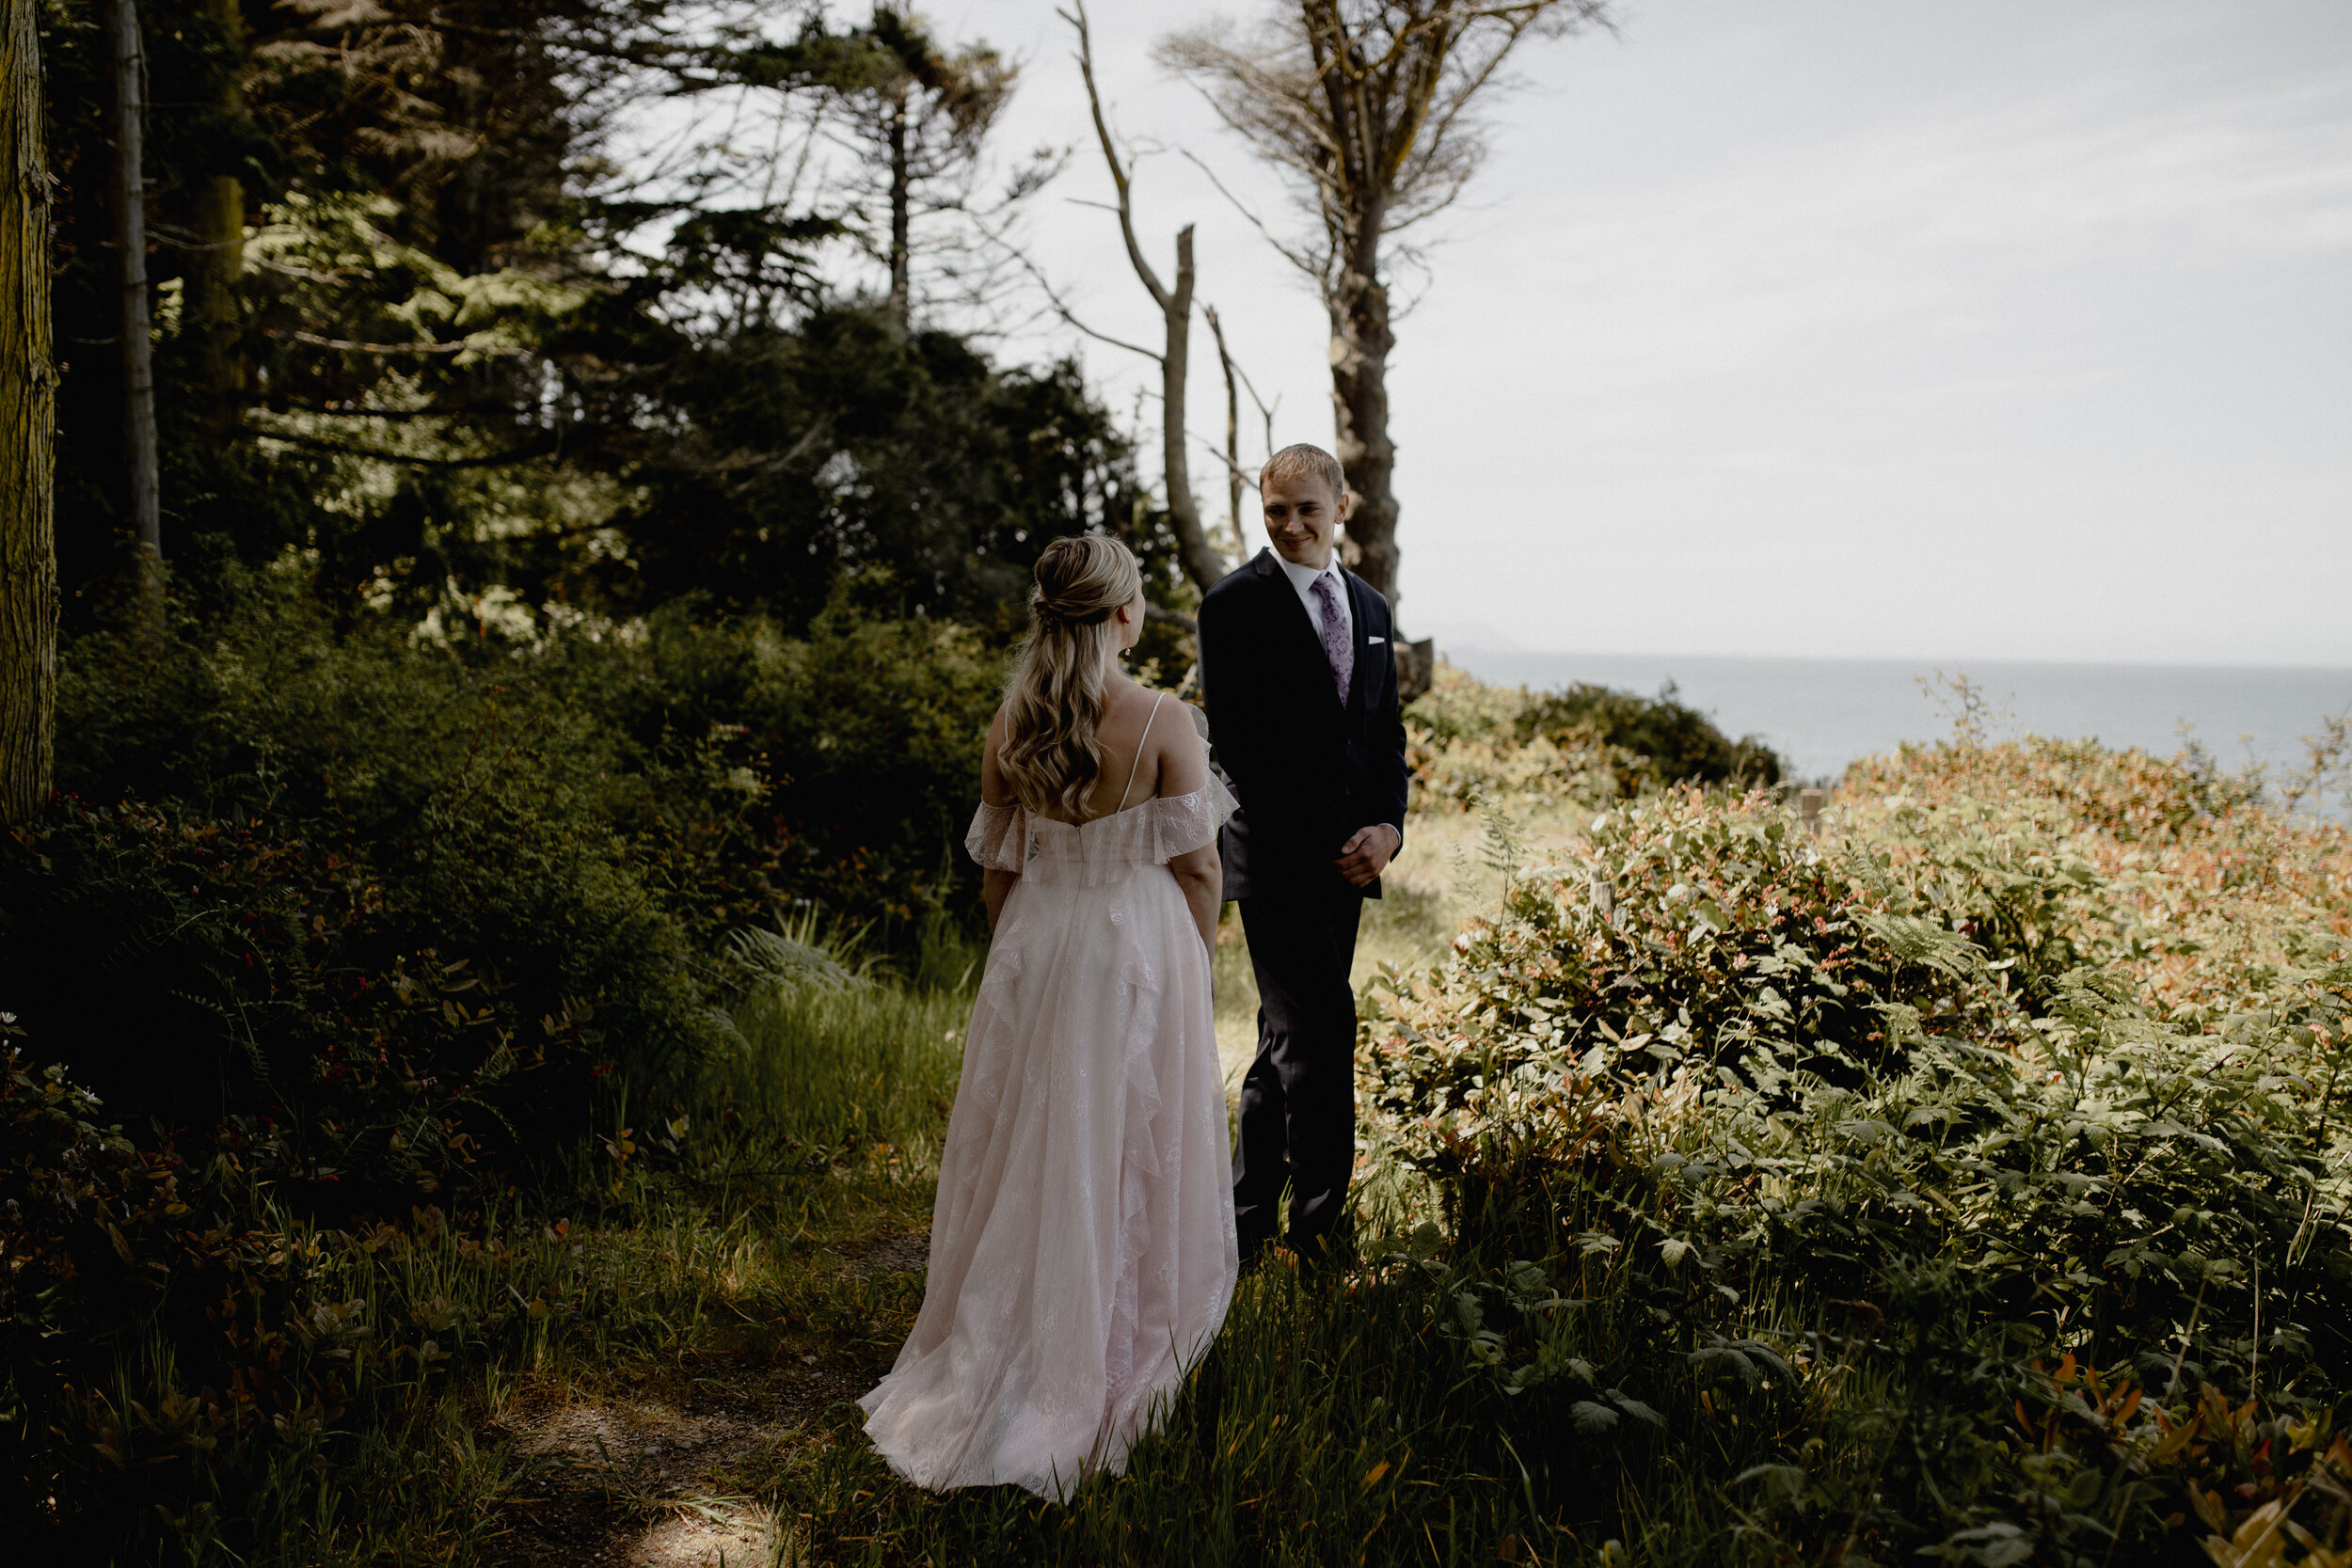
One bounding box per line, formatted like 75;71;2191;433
913;0;2351;667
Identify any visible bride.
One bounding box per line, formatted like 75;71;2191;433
858;534;1240;1500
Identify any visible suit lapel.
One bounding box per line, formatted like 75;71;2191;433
1253;549;1375;715
1253;550;1336;697
1342;568;1375;721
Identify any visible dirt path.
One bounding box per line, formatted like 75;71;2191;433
482;1227;930;1567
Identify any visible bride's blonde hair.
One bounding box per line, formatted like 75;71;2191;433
998;535;1143;820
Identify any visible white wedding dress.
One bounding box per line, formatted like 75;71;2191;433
858;705;1241;1500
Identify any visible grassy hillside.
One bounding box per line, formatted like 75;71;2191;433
810;673;2352;1566
8;654;2347;1565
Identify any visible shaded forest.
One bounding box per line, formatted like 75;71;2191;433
39;0;1191;631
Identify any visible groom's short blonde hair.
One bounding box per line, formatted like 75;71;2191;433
1260;442;1346;501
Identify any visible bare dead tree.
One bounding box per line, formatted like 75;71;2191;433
1205;305;1243;560
2;0;56;821
104;0;159;579
1203;302;1278;562
1159;0;1608;611
1061;0;1223;594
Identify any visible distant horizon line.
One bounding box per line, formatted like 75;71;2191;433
1435;646;2352;674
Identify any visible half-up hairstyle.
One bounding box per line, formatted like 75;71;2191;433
997;535;1143;820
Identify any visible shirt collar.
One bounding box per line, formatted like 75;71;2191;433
1273;551;1342;594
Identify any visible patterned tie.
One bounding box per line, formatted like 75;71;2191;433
1311;573;1353;703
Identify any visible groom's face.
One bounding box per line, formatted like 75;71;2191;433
1260;473;1347;570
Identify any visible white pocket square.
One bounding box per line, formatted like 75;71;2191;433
1368;635;1386;644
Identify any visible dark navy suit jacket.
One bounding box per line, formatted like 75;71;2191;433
1198;549;1411;901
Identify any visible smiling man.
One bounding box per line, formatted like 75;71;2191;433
1198;442;1410;1272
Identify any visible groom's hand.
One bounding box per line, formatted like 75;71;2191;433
1333;824;1401;888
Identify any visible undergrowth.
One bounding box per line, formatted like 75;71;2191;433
791;717;2352;1566
11;643;2352;1567
1;915;976;1564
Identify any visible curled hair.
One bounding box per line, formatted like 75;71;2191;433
998;535;1144;820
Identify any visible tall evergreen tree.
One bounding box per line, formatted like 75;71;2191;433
1;0;56;821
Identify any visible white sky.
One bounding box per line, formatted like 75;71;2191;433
900;0;2352;665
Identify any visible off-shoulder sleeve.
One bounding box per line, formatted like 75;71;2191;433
966;800;1030;870
1150;779;1238;863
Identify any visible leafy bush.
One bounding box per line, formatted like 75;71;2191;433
563;592;1007;929
0;571;1012;1553
0;1027;184;1378
604;305;1195;635
1406;663;1786;811
3;800;624;1199
1348;749;2352;1560
21;571;1010;1146
1517;679;1783;791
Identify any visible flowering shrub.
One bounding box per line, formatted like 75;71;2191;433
1358;740;2352;1560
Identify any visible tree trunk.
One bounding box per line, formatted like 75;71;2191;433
1205;304;1244;560
886;90;910;325
1330;221;1432;698
184;0;244;441
105;0;158;574
1;0;56;823
1159;224;1220;592
1327;246;1398;607
1067;2;1223;594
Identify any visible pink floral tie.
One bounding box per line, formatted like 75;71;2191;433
1311;574;1353;703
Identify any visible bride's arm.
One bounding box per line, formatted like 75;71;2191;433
980;708;1021;933
1158;717;1223;956
982;868;1020;933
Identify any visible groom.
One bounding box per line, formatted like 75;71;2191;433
1199;443;1410;1269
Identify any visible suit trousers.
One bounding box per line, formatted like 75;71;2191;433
1231;885;1364;1264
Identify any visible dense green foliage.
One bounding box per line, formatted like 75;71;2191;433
1409;662;1790;808
1516;680;1785;791
806;716;2352;1566
1351;785;2349;1561
604;307;1190;630
39;0;1180;634
0;574;1009;1550
0;915;977;1563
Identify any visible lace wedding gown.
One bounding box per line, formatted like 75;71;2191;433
858;735;1241;1500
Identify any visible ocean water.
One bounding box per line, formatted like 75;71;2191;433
1444;650;2352;797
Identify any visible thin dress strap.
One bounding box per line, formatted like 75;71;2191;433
1113;692;1167;815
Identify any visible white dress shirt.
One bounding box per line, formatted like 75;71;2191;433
1274;551;1352;641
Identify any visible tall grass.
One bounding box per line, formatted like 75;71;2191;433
792;1223;1920;1567
25;914;983;1566
711;912;977;1162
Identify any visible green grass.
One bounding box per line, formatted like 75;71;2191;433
36;917;977;1567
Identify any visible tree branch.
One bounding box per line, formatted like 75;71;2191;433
1175;148;1327;280
1059;0;1170;312
251;430;555;470
263;329;516;357
987;230;1164;362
